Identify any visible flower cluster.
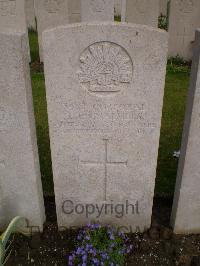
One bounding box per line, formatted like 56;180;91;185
68;223;133;266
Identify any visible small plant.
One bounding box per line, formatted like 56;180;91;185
167;56;191;73
0;216;26;266
158;15;168;31
68;223;133;266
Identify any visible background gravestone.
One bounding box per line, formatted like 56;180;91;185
43;23;168;230
114;0;120;16
25;0;36;30
0;31;45;230
159;0;168;16
168;0;200;60
35;0;69;61
171;30;200;234
0;0;31;61
81;0;114;22
125;0;159;27
0;0;26;31
68;0;81;23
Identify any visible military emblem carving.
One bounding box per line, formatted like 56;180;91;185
78;42;133;95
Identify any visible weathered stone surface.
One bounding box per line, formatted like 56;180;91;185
159;0;168;16
126;0;159;27
121;0;126;22
68;0;81;23
43;23;168;230
0;31;45;230
35;0;69;61
114;0;121;16
171;30;200;234
168;0;200;60
81;0;114;22
0;0;31;61
0;0;26;32
25;0;36;30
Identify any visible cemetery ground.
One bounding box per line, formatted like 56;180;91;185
5;31;200;265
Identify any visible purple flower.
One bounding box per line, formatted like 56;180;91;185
94;224;101;229
85;235;90;240
86;243;93;251
82;254;87;262
89;248;97;256
109;234;115;240
110;242;115;248
101;252;108;260
127;244;133;254
86;223;92;228
92;258;99;265
68;255;74;266
77;234;82;240
76;247;83;255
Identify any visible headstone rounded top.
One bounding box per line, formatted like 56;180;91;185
43;21;168;36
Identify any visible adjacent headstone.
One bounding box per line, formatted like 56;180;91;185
121;0;126;22
171;30;200;234
114;0;120;16
0;0;26;32
168;0;200;60
159;0;168;16
0;0;31;61
125;0;159;27
68;0;81;23
25;0;36;30
0;31;45;231
81;0;114;22
43;23;168;230
35;0;69;61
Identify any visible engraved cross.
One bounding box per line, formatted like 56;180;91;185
80;139;128;201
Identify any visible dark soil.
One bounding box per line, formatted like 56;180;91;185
5;197;200;266
30;59;44;73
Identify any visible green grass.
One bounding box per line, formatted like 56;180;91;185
29;32;190;197
156;67;190;196
31;73;54;195
29;30;40;62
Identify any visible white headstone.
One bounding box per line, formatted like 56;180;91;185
125;0;159;27
25;0;36;30
168;0;200;60
68;0;81;23
114;0;120;16
0;0;31;61
43;23;168;231
0;0;26;32
0;31;45;231
121;0;126;22
159;0;168;16
81;0;114;22
171;29;200;234
35;0;69;61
